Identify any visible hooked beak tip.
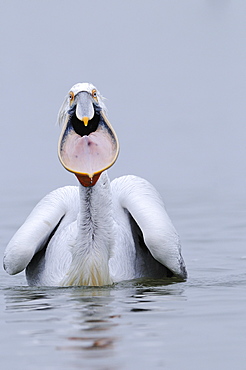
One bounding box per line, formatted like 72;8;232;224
82;116;89;126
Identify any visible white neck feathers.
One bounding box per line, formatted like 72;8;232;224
61;172;114;286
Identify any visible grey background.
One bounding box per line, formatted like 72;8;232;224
1;0;246;199
1;3;246;369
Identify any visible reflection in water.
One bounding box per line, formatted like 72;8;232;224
3;278;185;312
65;336;115;351
2;279;186;368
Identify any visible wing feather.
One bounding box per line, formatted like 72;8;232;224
111;175;187;278
3;186;78;275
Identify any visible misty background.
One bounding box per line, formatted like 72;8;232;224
0;3;246;369
0;0;246;207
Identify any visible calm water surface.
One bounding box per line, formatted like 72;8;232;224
0;186;246;370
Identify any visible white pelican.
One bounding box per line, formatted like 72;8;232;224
3;83;187;286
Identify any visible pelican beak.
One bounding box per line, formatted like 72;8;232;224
75;92;94;126
58;92;119;187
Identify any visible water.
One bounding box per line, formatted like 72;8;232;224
1;186;245;370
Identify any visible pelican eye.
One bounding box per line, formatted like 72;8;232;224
92;89;98;100
69;91;74;104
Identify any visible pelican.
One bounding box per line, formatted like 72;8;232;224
3;83;187;286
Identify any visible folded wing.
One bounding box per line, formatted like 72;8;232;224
3;186;79;275
111;175;187;279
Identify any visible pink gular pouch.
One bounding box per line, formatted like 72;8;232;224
58;109;119;187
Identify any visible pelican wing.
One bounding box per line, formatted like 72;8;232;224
3;186;79;275
111;175;187;279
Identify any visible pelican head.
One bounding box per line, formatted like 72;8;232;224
58;83;119;187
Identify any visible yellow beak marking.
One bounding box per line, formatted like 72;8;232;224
82;117;89;126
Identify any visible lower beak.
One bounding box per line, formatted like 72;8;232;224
58;108;119;187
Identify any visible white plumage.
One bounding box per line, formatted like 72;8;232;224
3;83;187;286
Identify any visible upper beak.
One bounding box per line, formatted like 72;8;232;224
58;93;119;187
75;92;94;126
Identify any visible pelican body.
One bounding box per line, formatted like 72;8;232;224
3;83;187;286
